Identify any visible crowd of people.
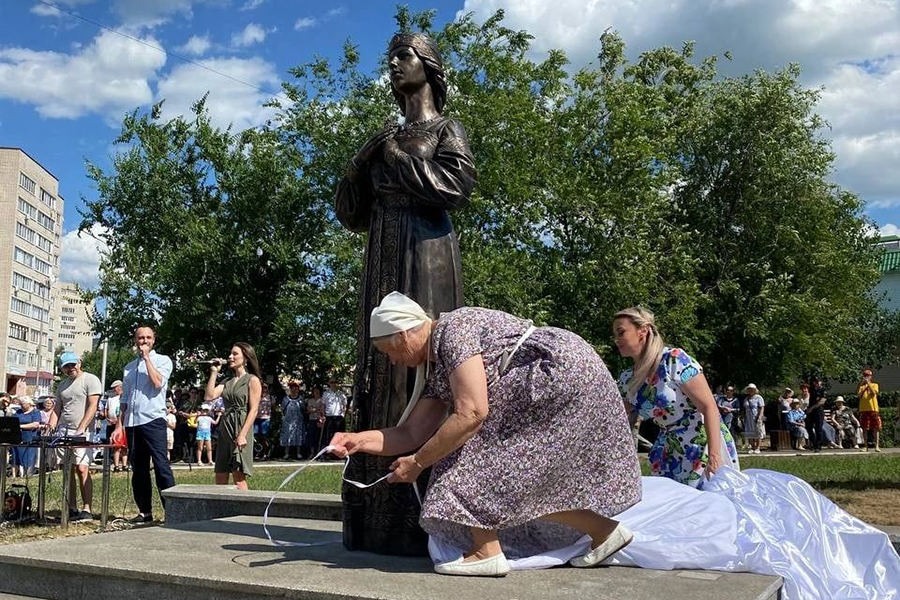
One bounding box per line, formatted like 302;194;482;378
712;370;885;453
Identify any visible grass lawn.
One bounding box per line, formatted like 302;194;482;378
0;454;896;544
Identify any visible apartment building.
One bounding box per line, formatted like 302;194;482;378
58;282;96;357
0;148;63;396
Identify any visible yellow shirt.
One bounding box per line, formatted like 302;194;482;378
857;382;879;413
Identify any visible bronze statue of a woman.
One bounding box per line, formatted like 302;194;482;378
335;32;476;555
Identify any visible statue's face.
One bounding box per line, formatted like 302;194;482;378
389;45;427;94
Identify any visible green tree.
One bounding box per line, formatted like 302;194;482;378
79;346;135;387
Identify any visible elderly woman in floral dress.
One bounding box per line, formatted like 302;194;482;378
330;292;641;577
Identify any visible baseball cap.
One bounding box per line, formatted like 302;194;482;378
58;352;79;367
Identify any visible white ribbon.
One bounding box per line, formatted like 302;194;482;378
263;445;422;547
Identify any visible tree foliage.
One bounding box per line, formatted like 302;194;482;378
80;8;897;389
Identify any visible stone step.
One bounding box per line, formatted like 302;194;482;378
162;484;341;524
0;515;782;600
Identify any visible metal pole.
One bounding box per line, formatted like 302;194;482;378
60;448;72;529
100;446;111;530
37;443;46;521
0;446;7;522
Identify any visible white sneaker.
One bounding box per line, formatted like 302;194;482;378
434;553;511;577
569;523;634;568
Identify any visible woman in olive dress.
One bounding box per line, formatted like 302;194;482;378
335;32;477;554
205;342;261;490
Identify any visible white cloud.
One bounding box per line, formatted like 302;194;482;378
176;34;212;56
294;17;317;31
111;0;197;27
0;29;165;120
30;0;94;18
459;0;900;209
155;56;279;131
240;0;266;10
881;223;899;236
61;224;108;291
231;23;272;48
326;7;346;18
818;56;900;207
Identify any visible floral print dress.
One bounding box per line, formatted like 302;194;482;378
619;347;739;488
419;307;642;558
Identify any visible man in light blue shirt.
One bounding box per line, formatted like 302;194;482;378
112;325;176;523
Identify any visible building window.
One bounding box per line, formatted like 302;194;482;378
37;233;52;253
6;348;27;366
40;188;56;209
8;323;27;341
10;297;30;317
37;211;54;233
19;173;35;195
34;258;51;276
16;222;36;245
14;246;34;269
13;272;33;293
17;198;38;220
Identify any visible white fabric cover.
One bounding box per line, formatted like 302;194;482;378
369;291;429;338
428;467;900;600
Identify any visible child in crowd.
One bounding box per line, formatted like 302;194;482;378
165;404;177;461
195;404;220;465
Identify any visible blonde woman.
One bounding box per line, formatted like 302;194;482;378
613;307;739;487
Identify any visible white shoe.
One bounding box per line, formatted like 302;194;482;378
569;523;634;568
434;553;511;577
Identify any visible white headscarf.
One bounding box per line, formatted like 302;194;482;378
370;291;430;338
369;291;431;426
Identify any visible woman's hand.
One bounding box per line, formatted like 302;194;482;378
705;451;724;479
387;455;423;484
235;434;247;450
328;432;367;458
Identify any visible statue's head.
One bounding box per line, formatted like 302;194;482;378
387;32;446;115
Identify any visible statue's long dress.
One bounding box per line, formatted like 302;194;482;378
335;116;476;555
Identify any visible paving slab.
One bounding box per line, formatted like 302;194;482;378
0;515;781;600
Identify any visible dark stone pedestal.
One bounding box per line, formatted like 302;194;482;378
342;453;429;556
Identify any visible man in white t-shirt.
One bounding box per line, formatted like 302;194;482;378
48;351;102;523
322;380;347;456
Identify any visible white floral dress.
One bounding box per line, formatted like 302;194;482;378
620;347;739;488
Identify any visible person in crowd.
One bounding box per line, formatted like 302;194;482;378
0;395;14;417
12;397;42;477
105;381;128;471
856;368;881;452
112;325;177;524
785;399;809;451
205;343;261;489
715;385;739;433
305;385;324;458
777;388;794;428
830;396;861;449
176;388;201;462
742;384;765;454
796;383;811;411
48;352;102;523
322;379;347;458
806;378;827;453
615;307;739;486
165;403;177;461
194;403;219;465
331;292;641;577
280;382;305;460
253;383;273;460
38;397;58;470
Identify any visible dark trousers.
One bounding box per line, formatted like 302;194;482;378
324;416;345;450
807;408;825;450
126;418;176;515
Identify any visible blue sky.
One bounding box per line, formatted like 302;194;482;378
1;0;898;288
